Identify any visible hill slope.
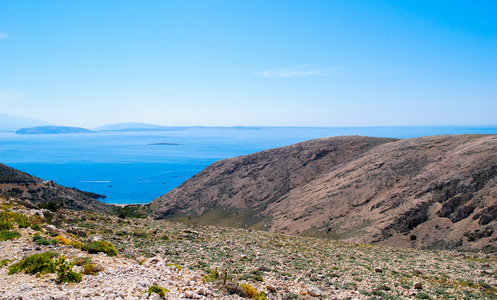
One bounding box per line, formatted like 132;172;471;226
0;163;112;213
151;134;497;252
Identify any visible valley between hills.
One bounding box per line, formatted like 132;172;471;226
0;134;497;299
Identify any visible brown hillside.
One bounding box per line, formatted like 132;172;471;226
151;134;497;252
0;163;113;213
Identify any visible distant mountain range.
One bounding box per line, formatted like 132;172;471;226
94;122;262;131
94;122;172;131
16;126;95;134
151;134;497;252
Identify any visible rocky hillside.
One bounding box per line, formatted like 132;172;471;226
151;134;497;252
0;163;113;213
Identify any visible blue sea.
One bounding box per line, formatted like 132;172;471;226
1;126;496;204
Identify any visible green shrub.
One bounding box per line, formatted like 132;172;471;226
240;283;258;299
16;217;30;228
167;263;181;271
0;220;14;231
253;292;268;300
30;223;42;231
33;234;60;245
9;253;82;283
8;252;59;275
0;230;21;241
203;267;220;282
415;292;433;299
240;271;264;282
0;212;15;230
82;263;103;275
239;283;267;299
146;285;169;297
70;241;84;249
0;211;33;229
0;259;12;268
54;256;82;283
81;240;118;256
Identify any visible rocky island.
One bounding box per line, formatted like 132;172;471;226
15;126;95;135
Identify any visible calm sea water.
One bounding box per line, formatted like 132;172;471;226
1;126;495;204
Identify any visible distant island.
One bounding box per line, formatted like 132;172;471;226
95;122;263;132
16;126;95;134
147;143;181;146
95;122;172;131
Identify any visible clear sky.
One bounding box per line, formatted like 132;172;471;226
0;1;496;128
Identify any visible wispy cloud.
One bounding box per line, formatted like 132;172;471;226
256;66;344;78
0;33;7;40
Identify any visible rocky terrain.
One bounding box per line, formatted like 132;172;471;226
151;134;497;252
0;163;113;213
2;197;497;300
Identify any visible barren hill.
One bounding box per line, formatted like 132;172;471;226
151;134;497;252
0;163;113;213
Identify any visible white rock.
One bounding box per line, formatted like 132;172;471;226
185;291;194;298
149;293;161;300
80;288;92;297
309;286;321;297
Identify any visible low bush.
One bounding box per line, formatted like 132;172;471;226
0;230;20;241
240;283;268;299
54;235;71;245
9;252;82;283
30;223;42;231
70;241;83;249
82;263;103;275
240;270;264;282
54;256;82;283
203;267;220;282
0;211;39;230
146;285;169;297
8;252;59;275
0;219;14;231
0;259;12;268
81;240;118;256
33;234;59;245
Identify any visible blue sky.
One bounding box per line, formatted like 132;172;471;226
0;0;496;128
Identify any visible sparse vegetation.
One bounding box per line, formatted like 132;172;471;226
146;285;169;297
8;252;59;275
82;263;103;275
0;230;20;241
54;256;83;283
32;234;60;245
1;197;497;299
81;240;118;256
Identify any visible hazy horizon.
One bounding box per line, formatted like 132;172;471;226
2;112;497;132
1;1;495;128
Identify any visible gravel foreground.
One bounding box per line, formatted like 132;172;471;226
1;198;497;300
